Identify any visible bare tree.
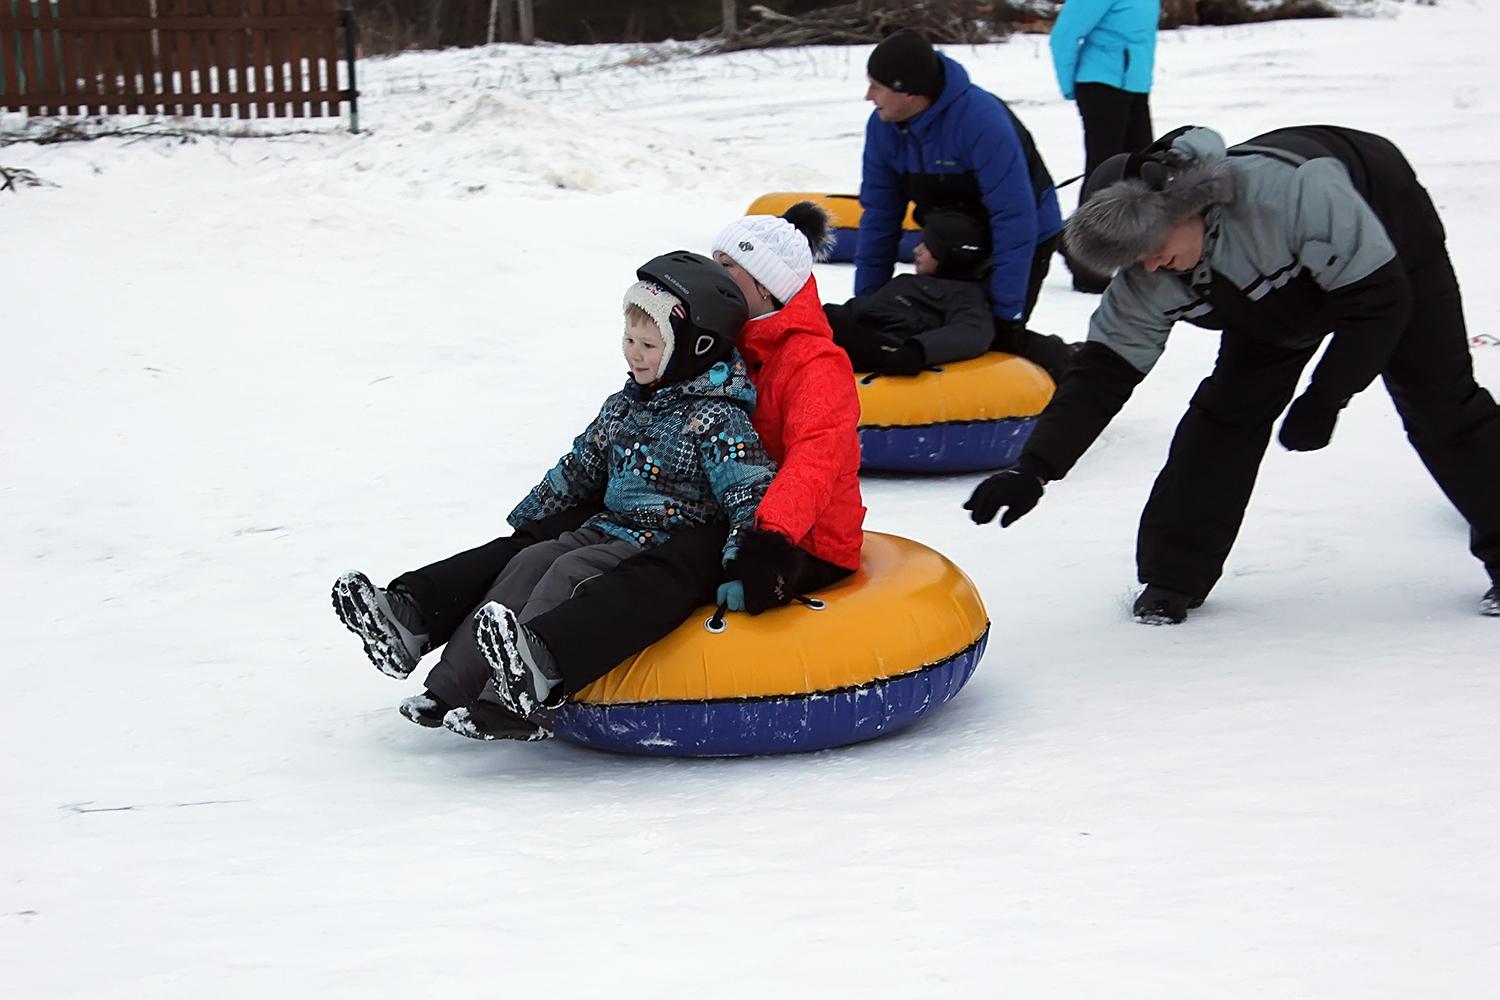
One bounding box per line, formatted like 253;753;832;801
518;0;535;44
722;0;736;40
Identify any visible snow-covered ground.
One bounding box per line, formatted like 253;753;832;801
3;2;1498;996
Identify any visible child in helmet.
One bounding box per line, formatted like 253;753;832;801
375;251;777;734
825;208;1074;379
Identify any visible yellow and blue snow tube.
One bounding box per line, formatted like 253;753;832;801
745;192;920;264
857;353;1055;473
551;533;988;757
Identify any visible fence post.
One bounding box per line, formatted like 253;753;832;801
517;0;533;45
339;0;358;133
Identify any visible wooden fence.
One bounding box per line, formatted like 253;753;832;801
0;0;358;126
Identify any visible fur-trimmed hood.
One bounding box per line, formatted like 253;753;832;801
1065;126;1237;275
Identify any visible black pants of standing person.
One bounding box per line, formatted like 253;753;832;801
1066;82;1155;291
1135;250;1500;599
994;234;1074;380
392;515;852;700
1075;83;1154;180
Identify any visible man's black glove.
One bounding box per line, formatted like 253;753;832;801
964;459;1046;527
1278;388;1346;452
728;529;801;614
875;341;925;376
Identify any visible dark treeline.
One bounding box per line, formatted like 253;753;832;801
355;1;1348;56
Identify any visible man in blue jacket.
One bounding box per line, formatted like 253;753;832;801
1050;0;1159;292
856;30;1067;370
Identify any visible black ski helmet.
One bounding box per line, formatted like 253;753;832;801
636;250;749;384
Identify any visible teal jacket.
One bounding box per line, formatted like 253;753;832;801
1049;0;1158;99
509;355;775;567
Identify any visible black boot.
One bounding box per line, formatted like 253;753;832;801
398;690;456;728
441;701;550;742
1133;584;1204;625
1482;585;1499;618
332;570;431;679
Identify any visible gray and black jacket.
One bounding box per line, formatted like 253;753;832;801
1025;125;1444;481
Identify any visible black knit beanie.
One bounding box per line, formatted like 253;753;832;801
921;209;992;282
867;30;944;98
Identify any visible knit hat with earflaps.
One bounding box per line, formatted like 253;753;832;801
622;279;687;382
1065;152;1237;275
920;208;992;282
867;30;944;98
711;202;831;305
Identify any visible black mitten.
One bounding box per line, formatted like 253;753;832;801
841;338;893;374
1278;389;1345;452
729;529;801;615
876;341;926;376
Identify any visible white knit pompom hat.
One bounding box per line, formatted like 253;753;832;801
622;279;685;381
711;215;814;305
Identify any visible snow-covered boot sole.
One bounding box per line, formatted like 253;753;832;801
441;705;550;742
1482;586;1499;617
398;692;452;728
473;601;544;719
332;570;424;680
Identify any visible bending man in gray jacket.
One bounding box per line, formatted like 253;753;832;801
963;125;1500;623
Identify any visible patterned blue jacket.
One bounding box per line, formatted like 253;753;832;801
508;355;775;566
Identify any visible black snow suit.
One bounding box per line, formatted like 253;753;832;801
1020;125;1500;597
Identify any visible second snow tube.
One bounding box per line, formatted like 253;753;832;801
551;533;988;757
856;353;1055;473
745;192;920;264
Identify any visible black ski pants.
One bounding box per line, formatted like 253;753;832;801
526;523;852;694
992;235;1073;380
1136;250;1500;598
393;517;853;698
1074;83;1154;182
1065;83;1153;288
388;506;596;646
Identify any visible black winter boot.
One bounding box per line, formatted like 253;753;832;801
474;602;564;722
332;571;431;679
1133;584;1204;626
398;690;456;728
441;701;550;742
1482;585;1499;617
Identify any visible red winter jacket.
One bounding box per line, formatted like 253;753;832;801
737;276;866;570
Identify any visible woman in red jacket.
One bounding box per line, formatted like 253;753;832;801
708;204;866;613
335;206;866;740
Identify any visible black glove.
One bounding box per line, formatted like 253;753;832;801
728;529;802;614
875;341;925;376
964;461;1045;527
1278;388;1346;452
841;337;893;374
